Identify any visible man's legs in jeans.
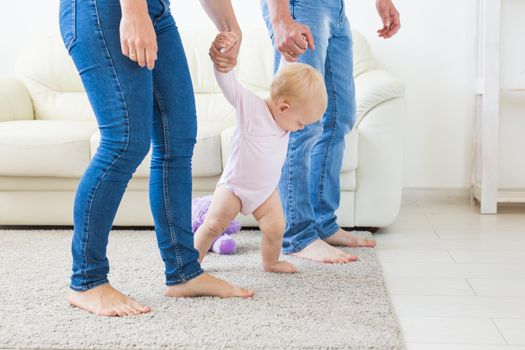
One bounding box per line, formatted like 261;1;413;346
310;16;376;249
262;1;374;262
262;0;356;263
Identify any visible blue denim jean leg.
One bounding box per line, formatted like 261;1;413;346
261;0;356;254
59;0;203;291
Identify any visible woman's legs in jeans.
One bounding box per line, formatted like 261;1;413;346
149;8;203;287
151;12;253;299
61;0;252;316
63;0;156;316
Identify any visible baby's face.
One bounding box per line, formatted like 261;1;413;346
275;98;326;132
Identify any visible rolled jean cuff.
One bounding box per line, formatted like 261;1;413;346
317;221;340;240
69;278;110;292
282;232;320;255
165;264;204;286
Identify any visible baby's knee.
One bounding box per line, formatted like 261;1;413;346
262;219;285;239
203;217;229;237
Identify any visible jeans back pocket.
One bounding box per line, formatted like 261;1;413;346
59;0;77;52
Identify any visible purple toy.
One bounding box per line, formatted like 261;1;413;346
191;195;241;255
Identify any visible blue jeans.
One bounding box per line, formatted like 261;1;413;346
262;0;356;254
59;0;203;291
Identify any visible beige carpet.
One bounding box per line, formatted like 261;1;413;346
0;229;404;350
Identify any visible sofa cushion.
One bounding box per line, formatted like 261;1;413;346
0;120;97;177
14;35;94;122
90;121;228;178
195;94;235;125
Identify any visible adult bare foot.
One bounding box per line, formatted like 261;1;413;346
67;283;151;317
264;260;297;273
290;239;358;263
324;228;376;248
164;272;254;298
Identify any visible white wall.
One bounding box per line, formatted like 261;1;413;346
1;0;523;191
348;0;477;189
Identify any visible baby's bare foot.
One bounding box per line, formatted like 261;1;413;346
164;272;254;298
264;260;297;273
290;239;358;263
67;283;151;317
324;229;376;248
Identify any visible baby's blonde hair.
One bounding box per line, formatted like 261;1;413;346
270;63;328;112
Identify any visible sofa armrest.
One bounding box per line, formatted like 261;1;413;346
354;69;404;129
0;77;34;122
353;96;405;228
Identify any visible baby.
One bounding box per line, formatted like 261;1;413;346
194;32;328;273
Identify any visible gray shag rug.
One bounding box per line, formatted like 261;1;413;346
0;229;404;350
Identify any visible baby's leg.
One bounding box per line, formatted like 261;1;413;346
194;186;242;263
253;191;297;273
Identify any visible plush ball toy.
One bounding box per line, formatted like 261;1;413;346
191;195;241;255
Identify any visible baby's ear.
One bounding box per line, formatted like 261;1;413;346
279;102;290;112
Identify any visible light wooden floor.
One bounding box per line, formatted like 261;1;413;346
375;201;525;350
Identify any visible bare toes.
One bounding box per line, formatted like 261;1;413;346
337;252;349;260
362;238;376;247
127;306;141;316
235;287;255;298
116;309;128;317
131;301;150;313
99;308;117;317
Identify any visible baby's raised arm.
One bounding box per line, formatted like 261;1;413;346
213;67;246;107
212;32;246;107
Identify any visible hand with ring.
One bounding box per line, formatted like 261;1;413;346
272;17;315;62
119;0;158;70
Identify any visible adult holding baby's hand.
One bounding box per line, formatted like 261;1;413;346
260;0;400;263
209;32;241;72
204;2;242;73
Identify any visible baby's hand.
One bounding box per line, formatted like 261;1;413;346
210;32;240;72
214;32;238;54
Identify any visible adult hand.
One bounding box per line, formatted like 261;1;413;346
209;31;242;73
272;18;314;62
376;0;401;39
120;0;158;70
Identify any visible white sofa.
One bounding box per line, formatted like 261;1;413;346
0;29;405;228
